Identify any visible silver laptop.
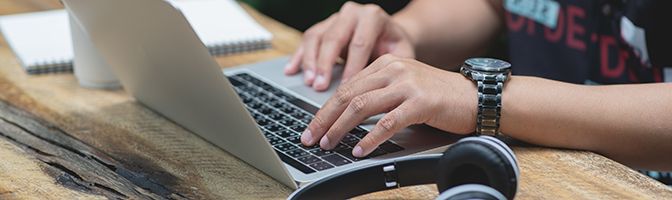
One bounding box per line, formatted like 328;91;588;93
63;0;456;189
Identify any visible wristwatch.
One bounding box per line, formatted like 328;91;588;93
459;58;511;136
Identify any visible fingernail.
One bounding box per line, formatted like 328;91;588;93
283;64;292;74
319;136;330;149
304;69;315;81
301;130;314;145
314;75;326;88
353;146;363;157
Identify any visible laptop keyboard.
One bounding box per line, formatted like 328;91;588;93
227;73;404;174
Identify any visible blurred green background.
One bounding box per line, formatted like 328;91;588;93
240;0;410;31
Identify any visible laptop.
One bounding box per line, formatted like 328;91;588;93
62;0;457;189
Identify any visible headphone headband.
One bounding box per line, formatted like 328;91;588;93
288;136;519;200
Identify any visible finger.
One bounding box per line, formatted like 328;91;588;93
319;87;405;149
353;102;419;157
313;11;358;91
301;75;390;146
301;15;336;86
284;46;304;75
341;6;386;84
344;54;404;87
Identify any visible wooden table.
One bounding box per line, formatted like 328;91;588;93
0;1;670;199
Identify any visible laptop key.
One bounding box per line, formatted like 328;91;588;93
336;149;364;162
268;100;284;108
333;143;351;151
244;75;262;84
351;128;368;138
258;107;273;115
379;141;404;153
247;88;261;96
257;92;270;100
249;101;264;110
343;139;359;147
286;136;302;144
310;148;335;157
250;111;262;118
279;105;297;114
268;137;284;145
274;143;296;152
287;98;319;114
297;155;321;165
235;73;252;80
267;113;285;120
241;95;253;104
227;77;244;86
278;119;298;127
269;89;292;100
264;87;282;95
322;154;352;166
309;161;334;171
287;149;309;158
255;80;272;89
368;148;387;158
258;95;273;102
255;118;271;126
290;111;307;120
289;124;307;132
262;130;275;139
275;150;315;174
300;144;319;150
278;129;298;138
299;118;311;124
342;134;358;142
264;123;283;132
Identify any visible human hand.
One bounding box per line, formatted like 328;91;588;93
284;2;416;91
300;54;478;157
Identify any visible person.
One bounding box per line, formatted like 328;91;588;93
284;0;672;171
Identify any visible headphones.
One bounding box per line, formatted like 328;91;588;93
288;136;519;200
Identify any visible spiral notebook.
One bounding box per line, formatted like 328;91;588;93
0;0;272;74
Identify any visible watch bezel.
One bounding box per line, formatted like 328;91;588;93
464;58;511;73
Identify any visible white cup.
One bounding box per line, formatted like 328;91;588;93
68;12;120;89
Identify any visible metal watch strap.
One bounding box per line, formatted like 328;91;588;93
476;74;504;136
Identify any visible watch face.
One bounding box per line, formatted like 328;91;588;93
464;58;511;72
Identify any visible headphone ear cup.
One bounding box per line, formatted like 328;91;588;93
436;137;518;199
435;184;506;200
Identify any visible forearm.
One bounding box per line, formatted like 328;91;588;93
392;0;504;69
501;76;672;170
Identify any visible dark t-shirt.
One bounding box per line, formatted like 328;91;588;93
504;0;671;84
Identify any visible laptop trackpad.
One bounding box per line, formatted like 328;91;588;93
277;68;343;106
288;84;334;106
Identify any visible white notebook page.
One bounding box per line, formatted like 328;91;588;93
0;0;272;73
0;10;73;68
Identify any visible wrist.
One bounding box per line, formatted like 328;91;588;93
437;70;479;134
459;58;511;136
459;72;479;134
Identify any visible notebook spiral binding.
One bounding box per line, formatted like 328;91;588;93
25;58;74;75
206;38;271;56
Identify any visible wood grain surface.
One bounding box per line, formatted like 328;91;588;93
0;0;670;199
